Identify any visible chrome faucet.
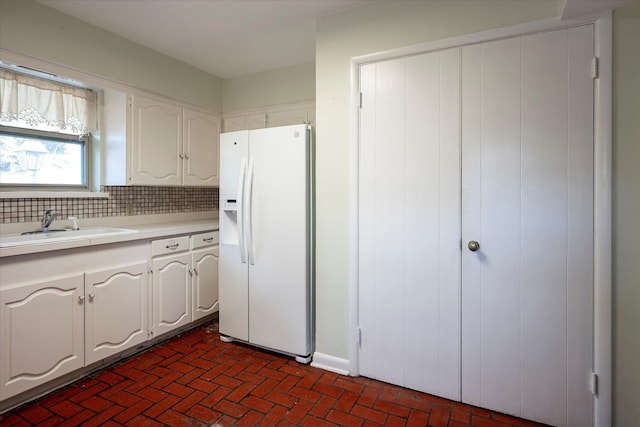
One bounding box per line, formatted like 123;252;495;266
41;209;58;232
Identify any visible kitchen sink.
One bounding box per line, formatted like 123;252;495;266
0;227;139;248
21;229;68;235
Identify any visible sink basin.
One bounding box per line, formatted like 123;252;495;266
21;229;68;235
0;227;139;248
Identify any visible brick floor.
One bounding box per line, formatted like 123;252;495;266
0;320;548;426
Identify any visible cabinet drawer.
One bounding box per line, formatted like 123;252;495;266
191;231;219;250
151;236;190;256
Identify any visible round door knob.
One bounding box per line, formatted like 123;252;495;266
468;240;480;252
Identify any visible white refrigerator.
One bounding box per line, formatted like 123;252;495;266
218;124;313;363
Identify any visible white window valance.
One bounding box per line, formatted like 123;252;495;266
0;68;97;135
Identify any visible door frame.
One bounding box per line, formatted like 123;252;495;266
348;11;612;426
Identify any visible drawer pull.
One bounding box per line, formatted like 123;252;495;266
203;237;214;243
166;243;180;250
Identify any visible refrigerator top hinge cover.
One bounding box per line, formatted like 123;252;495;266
591;57;599;79
589;372;598;395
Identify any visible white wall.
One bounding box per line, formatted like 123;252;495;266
612;6;640;426
314;0;558;360
315;2;639;426
0;0;221;111
1;0;637;424
222;62;314;113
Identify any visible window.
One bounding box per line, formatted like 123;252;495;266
0;126;87;186
0;66;96;189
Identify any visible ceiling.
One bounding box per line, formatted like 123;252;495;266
34;0;638;80
35;0;376;79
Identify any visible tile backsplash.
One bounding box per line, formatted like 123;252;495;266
1;186;219;223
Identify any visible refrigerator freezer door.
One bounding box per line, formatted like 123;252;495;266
247;124;311;356
219;131;250;341
219;244;249;341
220;130;249;199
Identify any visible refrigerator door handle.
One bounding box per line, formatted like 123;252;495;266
237;157;247;263
246;158;256;265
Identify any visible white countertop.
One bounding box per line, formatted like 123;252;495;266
0;217;219;258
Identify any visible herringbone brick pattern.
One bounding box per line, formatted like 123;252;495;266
0;320;546;426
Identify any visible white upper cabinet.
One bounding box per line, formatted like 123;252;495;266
223;113;266;133
222;102;314;132
246;113;268;130
183;108;221;186
266;108;309;128
110;93;220;187
130;94;183;186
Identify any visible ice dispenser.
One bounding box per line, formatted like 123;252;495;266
220;195;240;246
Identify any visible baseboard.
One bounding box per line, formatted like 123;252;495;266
310;352;350;375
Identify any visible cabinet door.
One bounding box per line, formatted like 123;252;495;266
246;113;266;130
191;246;219;321
130;94;182;185
152;253;191;336
85;262;148;365
223;116;245;133
0;274;84;400
183;108;221;186
266;109;308;128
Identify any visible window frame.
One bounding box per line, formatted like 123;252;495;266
0;124;92;191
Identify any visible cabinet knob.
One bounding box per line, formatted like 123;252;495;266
89;293;95;301
78;295;85;303
468;240;480;252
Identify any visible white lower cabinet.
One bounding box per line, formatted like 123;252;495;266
191;232;219;321
0;261;148;400
84;263;148;365
1;230;217;404
0;274;85;400
152;247;192;337
151;231;219;337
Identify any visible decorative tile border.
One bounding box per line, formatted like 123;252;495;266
0;186;219;223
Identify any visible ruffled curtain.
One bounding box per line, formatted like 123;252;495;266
0;68;97;135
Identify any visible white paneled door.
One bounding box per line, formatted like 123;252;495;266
359;47;462;401
358;25;594;427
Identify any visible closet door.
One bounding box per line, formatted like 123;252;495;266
358;48;461;400
358;24;595;427
461;26;594;427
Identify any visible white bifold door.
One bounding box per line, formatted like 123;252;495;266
358;25;594;427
